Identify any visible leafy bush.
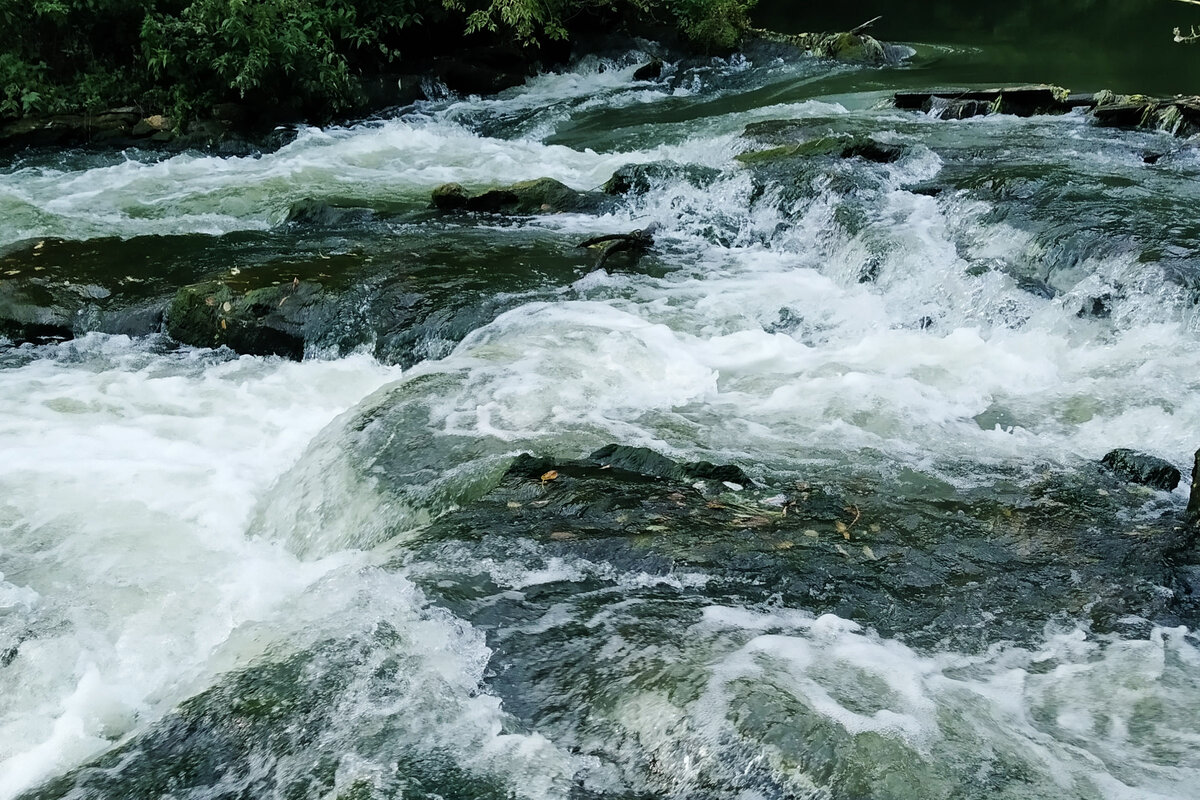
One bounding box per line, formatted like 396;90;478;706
0;0;758;123
141;0;422;118
451;0;757;50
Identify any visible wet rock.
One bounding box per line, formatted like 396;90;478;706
410;450;1197;653
746;28;889;64
735;132;905;165
815;31;886;62
1100;448;1181;491
432;177;609;215
893;86;1200;136
586;444;755;488
165;279;331;359
0;229;588;366
633;58;664;81
130;114;175;137
0;238;181;344
284;198;379;227
430;182;469;211
0;109;182;152
601;161;721;195
894;85;1076;118
1189;448;1200;520
16;641;512;800
1077;294;1115;319
359;72;429;108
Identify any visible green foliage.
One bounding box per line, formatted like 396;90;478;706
0;0;757;124
450;0;757;49
671;0;755;50
0;54;49;118
451;0;571;42
141;0;422;117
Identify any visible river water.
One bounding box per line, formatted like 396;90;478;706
2;26;1200;800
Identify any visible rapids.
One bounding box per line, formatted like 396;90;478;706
2;28;1199;800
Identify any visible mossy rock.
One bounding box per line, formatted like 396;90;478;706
1100;448;1181;491
735;135;904;166
432;177;609;215
431;182;469;211
602;161;722;195
165;279;328;359
816;32;886;63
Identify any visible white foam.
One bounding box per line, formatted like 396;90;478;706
0;338;401;798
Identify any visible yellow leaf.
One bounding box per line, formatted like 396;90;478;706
220;318;227;330
540;470;559;482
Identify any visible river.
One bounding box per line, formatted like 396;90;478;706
1;14;1199;800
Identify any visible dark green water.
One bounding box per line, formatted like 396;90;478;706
758;0;1200;94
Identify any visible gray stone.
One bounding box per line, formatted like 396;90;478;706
1100;448;1181;491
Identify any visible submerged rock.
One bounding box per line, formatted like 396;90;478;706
284;198;381;227
1100;448;1181;491
20;446;1200;800
430;177;609;215
0;238;186;345
601;161;721;195
411;448;1199;650
1;228;598;365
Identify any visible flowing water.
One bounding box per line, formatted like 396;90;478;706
2;28;1200;800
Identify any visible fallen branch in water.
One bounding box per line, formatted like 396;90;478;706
850;16;883;36
577;223;659;270
1171;0;1200;41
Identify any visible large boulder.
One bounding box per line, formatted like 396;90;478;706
430;177;611;215
165;278;330;360
893;85;1077;119
601;161;721;195
746;28;890;65
1100;448;1181;491
735;133;905;165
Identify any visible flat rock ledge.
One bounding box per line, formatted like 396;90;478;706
894;85;1200;136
